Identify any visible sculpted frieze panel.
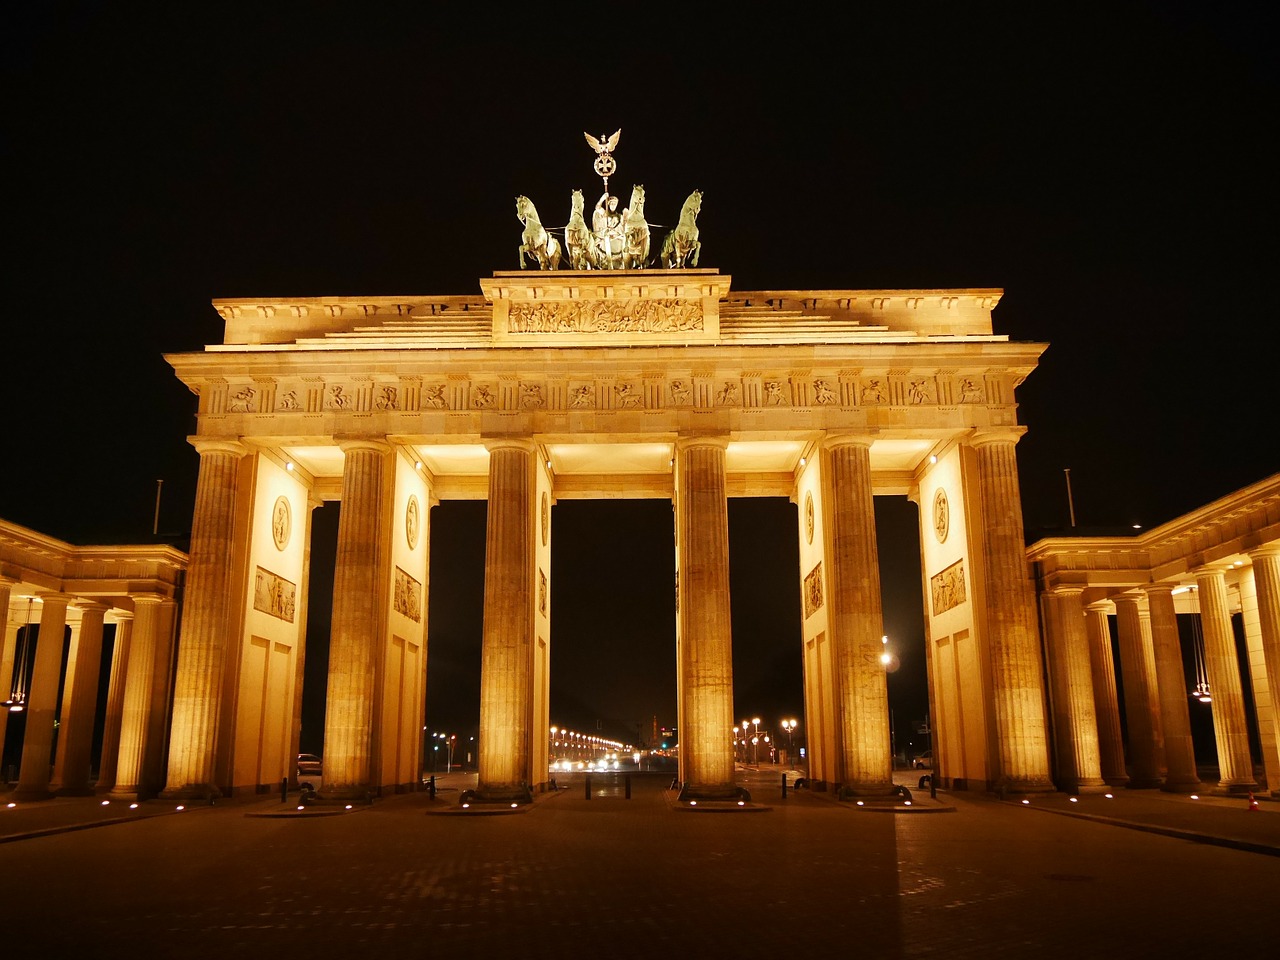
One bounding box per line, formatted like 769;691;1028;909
374;386;399;410
520;383;546;408
669;380;692;405
957;376;986;403
394;566;422;623
228;387;256;413
423;384;449;409
508;298;704;334
804;562;824;619
930;559;967;616
254;567;296;623
614;383;643;408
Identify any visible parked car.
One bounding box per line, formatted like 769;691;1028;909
297;753;322;777
911;751;932;769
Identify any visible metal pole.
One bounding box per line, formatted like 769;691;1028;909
1064;468;1077;528
152;479;164;535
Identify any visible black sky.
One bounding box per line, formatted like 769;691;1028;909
4;4;1275;750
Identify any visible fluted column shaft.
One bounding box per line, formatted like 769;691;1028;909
822;436;891;795
324;440;391;796
163;440;245;798
972;432;1053;791
15;594;72;799
1146;585;1200;790
674;437;736;797
1114;594;1161;787
111;595;163;799
1250;547;1280;796
1195;567;1257;791
1138;607;1167;775
95;614;132;792
54;602;108;795
477;440;536;799
1085;602;1127;784
1043;588;1104;792
0;578;17;761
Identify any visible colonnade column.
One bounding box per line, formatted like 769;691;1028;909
53;601;108;795
1249;546;1280;797
1113;593;1162;787
1195;566;1258;792
110;595;164;799
674;437;737;799
821;434;892;796
13;593;72;800
162;439;246;799
970;429;1053;791
476;439;537;803
323;440;392;799
1085;602;1127;784
1145;585;1200;791
1042;588;1105;793
95;613;132;793
0;578;16;757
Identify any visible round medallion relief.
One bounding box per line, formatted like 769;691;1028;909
804;492;815;544
541;492;549;546
271;496;291;551
933;488;950;544
406;495;420;550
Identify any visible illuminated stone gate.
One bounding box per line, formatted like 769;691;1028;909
161;270;1055;801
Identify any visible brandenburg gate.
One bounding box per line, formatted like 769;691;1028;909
160;270;1057;802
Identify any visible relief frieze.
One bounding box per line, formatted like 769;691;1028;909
394;566;422;623
804;562;824;619
508;298;704;334
254;567;296;623
931;559;967;616
228;387;256;413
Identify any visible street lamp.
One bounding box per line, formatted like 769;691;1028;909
781;718;797;766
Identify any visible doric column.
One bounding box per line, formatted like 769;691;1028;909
1137;605;1167;775
1248;546;1280;797
970;429;1053;792
111;594;164;800
1042;588;1105;792
322;439;391;798
95;613;132;792
163;438;246;799
1145;585;1200;791
821;434;892;796
476;439;537;802
674;436;737;799
144;599;178;795
53;601;108;795
1114;593;1161;787
1085;602;1127;784
1195;566;1258;792
0;578;18;762
14;593;72;800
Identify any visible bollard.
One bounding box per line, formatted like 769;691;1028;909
781;772;788;799
428;775;436;801
625;774;631;800
281;777;288;804
585;774;592;800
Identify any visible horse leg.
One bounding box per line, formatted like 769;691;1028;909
690;240;701;268
519;245;526;269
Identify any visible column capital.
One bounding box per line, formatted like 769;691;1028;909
969;426;1027;448
1246;543;1280;562
1085;599;1115;613
107;610;135;624
482;436;536;455
675;434;728;452
72;600;110;616
188;437;249;458
1192;563;1231;580
128;592;166;609
34;591;75;606
1143;582;1179;598
821;431;876;452
336;437;393;455
1045;584;1087;598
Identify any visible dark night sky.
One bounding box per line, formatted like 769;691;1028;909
4;4;1275;752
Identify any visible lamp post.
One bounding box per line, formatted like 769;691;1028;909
781;718;797;766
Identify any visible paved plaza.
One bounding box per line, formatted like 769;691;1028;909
2;773;1276;958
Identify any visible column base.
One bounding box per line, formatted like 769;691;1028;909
677;781;749;803
465;783;533;806
1212;779;1259;796
1072;780;1110;795
8;787;54;802
1160;778;1202;794
158;783;223;802
993;777;1057;797
836;780;897;800
1102;775;1130;788
1124;777;1162;790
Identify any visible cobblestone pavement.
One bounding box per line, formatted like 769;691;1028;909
2;773;1276;958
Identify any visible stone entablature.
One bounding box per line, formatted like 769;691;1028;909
1028;473;1280;596
210;274;1005;347
0;518;187;606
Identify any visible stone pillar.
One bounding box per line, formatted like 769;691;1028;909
111;595;164;800
1085;602;1127;785
1249;546;1280;796
476;439;537;803
289;494;322;788
53;602;108;795
821;434;892;796
163;439;245;799
1195;567;1258;792
323;440;391;799
1145;585;1200;791
95;613;132;792
674;437;737;800
0;578;18;762
1042;588;1105;793
14;593;72;800
1138;605;1167;776
1113;593;1161;788
144;599;178;795
971;430;1053;792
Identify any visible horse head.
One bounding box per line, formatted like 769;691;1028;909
684;190;703;219
516;195;536;223
629;184;645;215
570;189;584;216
